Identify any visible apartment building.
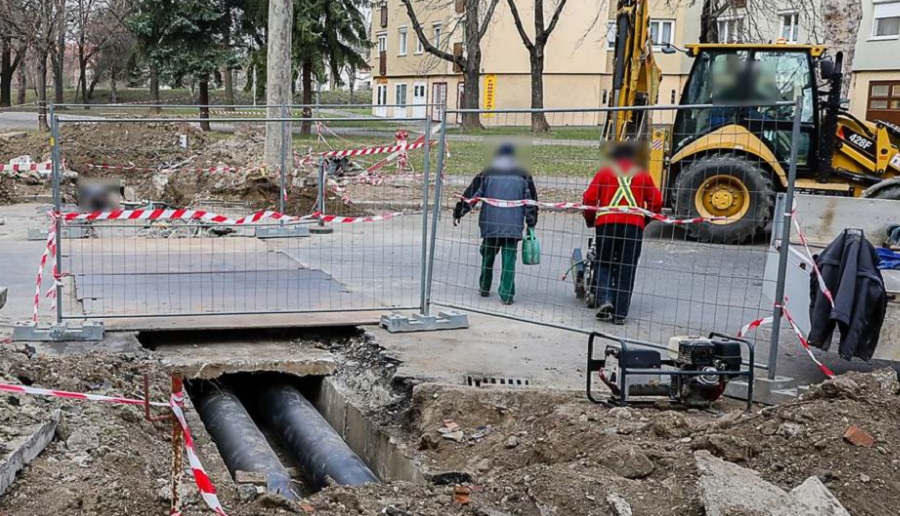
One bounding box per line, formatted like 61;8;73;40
370;0;700;122
850;0;900;124
371;0;900;124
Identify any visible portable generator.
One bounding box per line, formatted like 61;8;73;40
586;332;754;410
569;238;612;308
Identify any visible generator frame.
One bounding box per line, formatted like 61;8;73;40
586;331;755;411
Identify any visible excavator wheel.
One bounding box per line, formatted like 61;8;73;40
673;155;775;245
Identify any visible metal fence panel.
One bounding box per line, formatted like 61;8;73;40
425;104;804;368
46;108;436;321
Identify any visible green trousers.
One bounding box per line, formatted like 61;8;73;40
479;238;518;302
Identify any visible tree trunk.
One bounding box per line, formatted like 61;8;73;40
264;0;293;169
223;67;235;110
0;39;11;107
460;0;483;130
529;49;550;132
699;0;719;43
37;53;49;131
109;69;118;103
16;58;26;105
149;65;160;113
199;78;210;131
300;59;313;135
87;73;100;101
822;0;862;96
79;52;89;108
55;2;66;105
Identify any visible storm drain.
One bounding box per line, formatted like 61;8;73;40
465;375;531;388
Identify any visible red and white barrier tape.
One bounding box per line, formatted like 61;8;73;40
57;208;401;225
0;380;227;515
315;211;401;223
32;219;56;322
170;389;228;516
790;210;834;308
0;162;54;173
458;196;720;225
323;140;426;158
736;305;835;378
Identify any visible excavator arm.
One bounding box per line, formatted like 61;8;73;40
606;0;662;141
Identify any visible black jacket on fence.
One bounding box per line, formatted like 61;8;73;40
808;229;888;361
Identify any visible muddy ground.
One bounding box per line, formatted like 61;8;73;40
1;331;899;516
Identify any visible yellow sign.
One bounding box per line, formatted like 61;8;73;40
375;77;388;85
482;74;497;118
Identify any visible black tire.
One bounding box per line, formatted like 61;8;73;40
673;155;776;244
870;186;900;200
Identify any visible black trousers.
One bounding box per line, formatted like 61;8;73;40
592;223;643;319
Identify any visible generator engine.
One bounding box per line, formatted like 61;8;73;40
670;337;743;406
587;332;752;409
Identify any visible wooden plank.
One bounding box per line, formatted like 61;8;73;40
104;310;383;331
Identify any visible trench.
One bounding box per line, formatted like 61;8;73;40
137;328;424;499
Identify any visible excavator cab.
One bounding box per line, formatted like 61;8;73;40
662;45;826;243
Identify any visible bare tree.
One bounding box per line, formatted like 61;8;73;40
70;0;134;105
400;0;501;130
505;0;569;132
0;0;32;107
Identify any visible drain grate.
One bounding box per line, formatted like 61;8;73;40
465;375;531;388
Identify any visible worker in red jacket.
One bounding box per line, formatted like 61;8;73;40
582;143;663;324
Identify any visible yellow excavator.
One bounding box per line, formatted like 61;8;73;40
607;0;900;244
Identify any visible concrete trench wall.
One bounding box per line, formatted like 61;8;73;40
308;377;424;483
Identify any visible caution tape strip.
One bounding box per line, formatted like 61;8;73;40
458;196;721;225
0;381;227;515
790;210;835;308
1;162;54;173
323;140;426;158
32;219;56;322
736;304;835;378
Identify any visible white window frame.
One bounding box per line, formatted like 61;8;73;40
717;17;744;43
415;33;424;54
648;19;675;50
606;21;616;50
376;84;388;106
377;33;387;52
779;12;799;43
872;1;900;40
398;27;408;56
433;23;442;49
395;82;408;107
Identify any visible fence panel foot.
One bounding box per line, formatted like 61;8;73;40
380;310;469;333
12;321;104;341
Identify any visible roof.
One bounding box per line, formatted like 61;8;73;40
684;43;827;58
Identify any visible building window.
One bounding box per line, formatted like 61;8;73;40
376;84;388;106
433;23;442;48
606;21;616;50
873;2;900;39
649;19;674;49
377;34;387;52
379;3;388;28
415;33;424;54
395;83;408;106
779;12;799;42
717;17;744;43
398;27;408;56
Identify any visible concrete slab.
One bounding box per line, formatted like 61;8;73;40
155;339;338;379
790;476;851;516
0;410;60;496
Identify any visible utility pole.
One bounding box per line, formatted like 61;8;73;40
265;0;293;168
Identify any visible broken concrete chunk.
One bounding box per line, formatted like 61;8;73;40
695;450;848;516
791;476;851;516
0;410;60;496
235;470;268;485
606;492;633;516
600;445;655;479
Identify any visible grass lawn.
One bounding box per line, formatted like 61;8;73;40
447;125;603;141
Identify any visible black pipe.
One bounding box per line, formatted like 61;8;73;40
191;384;297;500
257;382;378;488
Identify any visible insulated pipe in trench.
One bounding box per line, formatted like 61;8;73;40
257;382;378;488
192;384;297;500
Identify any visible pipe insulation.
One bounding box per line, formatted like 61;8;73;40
258;382;378;488
191;384;297;500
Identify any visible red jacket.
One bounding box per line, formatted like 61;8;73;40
582;160;663;229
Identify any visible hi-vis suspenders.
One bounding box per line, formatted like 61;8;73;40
600;164;638;215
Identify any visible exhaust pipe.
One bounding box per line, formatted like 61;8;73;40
258;382;378;488
192;384;297;500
